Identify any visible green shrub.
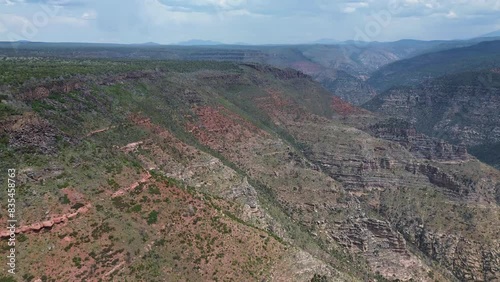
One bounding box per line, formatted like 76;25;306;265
72;256;82;268
148;185;161;195
71;203;85;210
59;194;70;204
0;103;17;119
147;210;158;225
130;204;142;213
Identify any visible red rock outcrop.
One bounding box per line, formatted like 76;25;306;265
111;171;151;198
0;203;91;238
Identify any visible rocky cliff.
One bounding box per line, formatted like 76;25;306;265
364;70;500;169
0;59;498;281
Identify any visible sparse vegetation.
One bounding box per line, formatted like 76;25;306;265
0;53;497;282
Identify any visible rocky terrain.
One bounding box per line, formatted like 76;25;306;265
309;70;376;105
0;58;498;281
364;70;500;169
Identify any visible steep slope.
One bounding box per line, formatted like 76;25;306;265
368;40;500;92
364;69;500;169
0;59;498;281
0;61;359;282
207;67;499;281
315;70;377;105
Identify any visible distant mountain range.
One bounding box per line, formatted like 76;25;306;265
139;42;161;46
310;38;340;44
481;30;500;37
175;39;225;46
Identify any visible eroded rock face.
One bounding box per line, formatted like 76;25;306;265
368;85;500;145
364;73;500;168
270;249;354;282
22;81;83;101
268;107;499;280
318;70;377;105
407;163;463;194
331;217;432;280
4;112;71;154
368;119;469;162
397;220;500;282
229;176;258;209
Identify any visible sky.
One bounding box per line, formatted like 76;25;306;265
0;0;499;44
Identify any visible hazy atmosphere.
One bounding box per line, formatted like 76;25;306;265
1;0;500;44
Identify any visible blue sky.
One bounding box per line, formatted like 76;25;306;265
0;0;499;44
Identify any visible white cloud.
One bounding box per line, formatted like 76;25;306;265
195;0;246;9
0;11;87;40
446;10;458;18
1;0;500;44
141;0;264;27
170;0;247;9
51;15;88;26
342;1;369;13
81;10;96;20
0;0;16;5
142;0;213;25
0;13;32;34
221;8;263;17
0;0;83;5
342;7;356;13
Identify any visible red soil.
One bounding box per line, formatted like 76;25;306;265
331;96;367;116
187;106;268;151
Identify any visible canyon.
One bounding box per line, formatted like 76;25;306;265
0;57;498;281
